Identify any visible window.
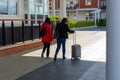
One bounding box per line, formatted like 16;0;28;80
30;4;35;14
0;0;8;15
24;0;28;2
36;5;43;14
70;1;73;4
44;6;49;15
37;0;43;4
0;0;18;15
85;0;91;5
9;1;17;15
44;0;48;4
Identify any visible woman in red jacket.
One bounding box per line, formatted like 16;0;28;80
41;18;53;58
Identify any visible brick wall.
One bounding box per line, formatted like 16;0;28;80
80;0;98;8
0;39;56;57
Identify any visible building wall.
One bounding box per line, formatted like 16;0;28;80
55;0;60;10
68;11;88;21
80;0;98;8
78;11;87;21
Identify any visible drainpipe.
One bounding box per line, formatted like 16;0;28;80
107;0;120;80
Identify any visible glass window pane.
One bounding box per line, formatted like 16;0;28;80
0;0;8;15
37;0;43;4
9;2;17;15
44;6;48;15
44;0;48;4
30;4;35;13
40;6;43;14
85;0;91;5
24;4;28;13
24;0;28;2
30;0;34;2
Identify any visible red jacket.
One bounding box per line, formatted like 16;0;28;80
41;23;53;43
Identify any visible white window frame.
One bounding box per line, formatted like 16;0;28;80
85;0;91;5
0;0;18;16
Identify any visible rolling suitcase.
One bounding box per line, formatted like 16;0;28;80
71;32;81;60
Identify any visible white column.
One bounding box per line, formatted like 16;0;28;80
52;0;55;16
97;10;100;25
94;11;97;26
98;0;99;8
60;0;66;20
34;6;37;24
43;0;45;22
76;10;78;21
28;0;31;24
98;11;100;20
107;0;120;80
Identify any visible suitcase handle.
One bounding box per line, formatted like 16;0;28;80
73;32;76;45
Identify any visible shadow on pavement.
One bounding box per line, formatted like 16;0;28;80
16;59;105;80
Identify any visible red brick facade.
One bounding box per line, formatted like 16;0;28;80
80;0;98;8
49;0;99;9
49;0;60;10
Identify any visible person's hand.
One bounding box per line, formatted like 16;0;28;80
72;30;75;33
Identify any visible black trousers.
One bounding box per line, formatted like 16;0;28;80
42;42;50;57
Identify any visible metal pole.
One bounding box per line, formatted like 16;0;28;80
38;21;41;39
22;20;25;42
31;21;34;41
2;20;6;46
11;20;14;44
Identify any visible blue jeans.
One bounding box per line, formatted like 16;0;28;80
55;38;66;58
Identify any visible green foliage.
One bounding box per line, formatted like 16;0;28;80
67;18;94;28
76;21;95;27
49;16;95;29
68;21;77;28
49;16;60;21
97;19;106;26
49;16;60;31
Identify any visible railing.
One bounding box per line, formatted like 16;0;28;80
66;4;77;9
100;6;106;9
0;19;59;46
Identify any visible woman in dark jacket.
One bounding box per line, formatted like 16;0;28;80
54;18;74;61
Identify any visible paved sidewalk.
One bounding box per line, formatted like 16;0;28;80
0;27;106;80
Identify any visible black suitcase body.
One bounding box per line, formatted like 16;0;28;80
71;32;81;60
71;44;81;59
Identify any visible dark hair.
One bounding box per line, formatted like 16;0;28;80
61;18;67;23
45;18;51;24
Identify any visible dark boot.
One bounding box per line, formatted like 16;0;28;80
54;54;57;61
63;55;66;60
41;53;44;58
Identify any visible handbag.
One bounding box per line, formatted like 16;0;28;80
53;31;59;39
40;24;46;37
